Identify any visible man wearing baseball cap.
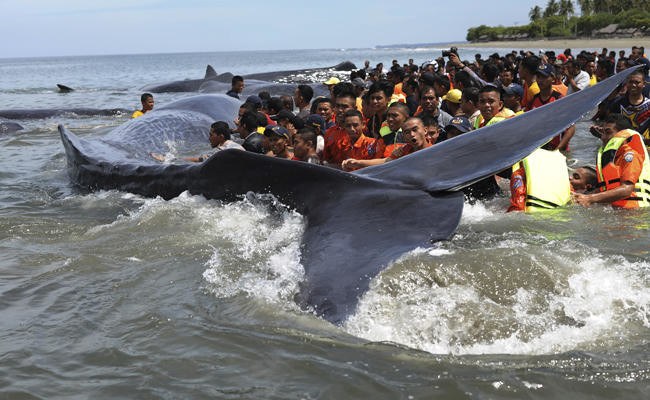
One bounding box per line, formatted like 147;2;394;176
263;125;292;159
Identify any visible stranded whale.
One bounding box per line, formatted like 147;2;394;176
142;62;357;93
0;108;129;120
0;117;23;134
59;67;639;324
141;65;219;93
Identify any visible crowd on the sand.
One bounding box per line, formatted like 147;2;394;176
143;44;650;212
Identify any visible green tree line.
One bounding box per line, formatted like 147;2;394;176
466;0;650;41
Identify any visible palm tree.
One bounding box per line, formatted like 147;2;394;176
577;0;593;15
559;0;574;28
529;5;542;22
543;0;560;17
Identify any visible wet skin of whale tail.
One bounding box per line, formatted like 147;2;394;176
59;67;640;324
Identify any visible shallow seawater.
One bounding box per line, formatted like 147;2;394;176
1;49;649;399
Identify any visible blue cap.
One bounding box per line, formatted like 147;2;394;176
305;114;325;135
503;83;524;98
263;124;289;140
245;95;262;106
536;63;556;77
444;116;472;134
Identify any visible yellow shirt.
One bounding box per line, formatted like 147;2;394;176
589;74;597;86
522;81;540;108
131;110;144;119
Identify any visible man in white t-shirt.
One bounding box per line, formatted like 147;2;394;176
564;59;590;95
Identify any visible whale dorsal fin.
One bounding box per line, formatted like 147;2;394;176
205;65;218;79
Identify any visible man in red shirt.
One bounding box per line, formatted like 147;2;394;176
321;91;357;166
526;63;575;151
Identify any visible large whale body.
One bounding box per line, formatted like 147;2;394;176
142;62;357;93
0;108;129;120
59;67;639;324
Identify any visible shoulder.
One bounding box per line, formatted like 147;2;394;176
131;110;143;118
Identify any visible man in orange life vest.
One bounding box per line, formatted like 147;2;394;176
574;114;650;208
341;116;431;170
321;90;357;167
526;63;575;151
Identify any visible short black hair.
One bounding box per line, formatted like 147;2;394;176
255;112;268;127
258;91;271;101
603;113;633;131
454;70;473;88
240;111;258;132
481;62;499;82
296;128;318;148
141;93;153;103
280;95;294;111
521;55;540;75
419;85;436;98
420;114;438;127
311;97;332;114
387;101;409;117
343;109;363;122
368;80;394;99
478;85;501;99
434;75;451;92
266;97;283;115
211;121;231;140
580;166;598;189
462;87;479;105
232;75;243;84
333;82;355;99
296;84;314;103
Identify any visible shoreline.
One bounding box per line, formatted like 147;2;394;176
443;37;647;51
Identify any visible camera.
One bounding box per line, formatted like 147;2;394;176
442;47;458;57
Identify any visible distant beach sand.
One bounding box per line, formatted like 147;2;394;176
444;37;647;51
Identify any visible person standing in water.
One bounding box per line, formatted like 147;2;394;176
132;93;154;118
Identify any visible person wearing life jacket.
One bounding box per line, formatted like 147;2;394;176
474;85;515;129
321;91;357;166
365;80;393;139
341;116;431;170
507;144;572;213
340;110;385;171
526;63;575;151
379;102;409;153
574;114;650;209
518;55;540;108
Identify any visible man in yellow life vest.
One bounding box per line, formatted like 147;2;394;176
131;93;154;118
474;85;515;129
574;114;650;209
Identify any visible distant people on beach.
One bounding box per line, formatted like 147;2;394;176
132;93;154;118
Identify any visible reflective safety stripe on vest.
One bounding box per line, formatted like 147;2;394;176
513;148;571;212
596;129;650;208
474;108;515;129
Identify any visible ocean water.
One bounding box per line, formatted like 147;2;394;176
0;47;649;399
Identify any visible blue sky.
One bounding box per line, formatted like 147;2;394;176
2;1;552;58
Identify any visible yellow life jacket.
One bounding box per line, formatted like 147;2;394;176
474;107;515;129
512;148;571;212
596;129;650;208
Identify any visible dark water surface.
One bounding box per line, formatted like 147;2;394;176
1;48;649;399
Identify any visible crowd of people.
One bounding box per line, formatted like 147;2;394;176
139;44;650;211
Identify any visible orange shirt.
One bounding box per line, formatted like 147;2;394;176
387;142;432;159
393;82;405;97
507;166;526;212
349;134;385;160
615;142;645;185
384;142;407;158
322;125;351;164
552;82;568;97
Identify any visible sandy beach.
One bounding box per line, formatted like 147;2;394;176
445;37;648;51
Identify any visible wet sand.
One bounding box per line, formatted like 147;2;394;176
445;37;648;51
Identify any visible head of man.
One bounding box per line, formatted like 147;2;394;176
631;46;642;61
535;64;556;91
280;95;294;111
312;98;333;123
419;85;439;114
332;82;355;103
231;76;244;93
616;58;629;74
333;91;357;125
518;55;540;81
569;166;598;193
585;59;596;76
433;75;451;98
502;84;523;111
461;87;480;115
499;69;514;87
342;110;365;143
477;86;503;122
444;116;472;139
401;117;428;150
444;89;462;115
141;93;154;111
293;128;318;160
294;85;314;109
367;80;394;116
236;111;259;138
480;62;499;83
209;121;231;148
421;115;440;144
386;102;409;132
263;125;290;155
626;69;646;98
566;59;581;76
600;114;633;147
